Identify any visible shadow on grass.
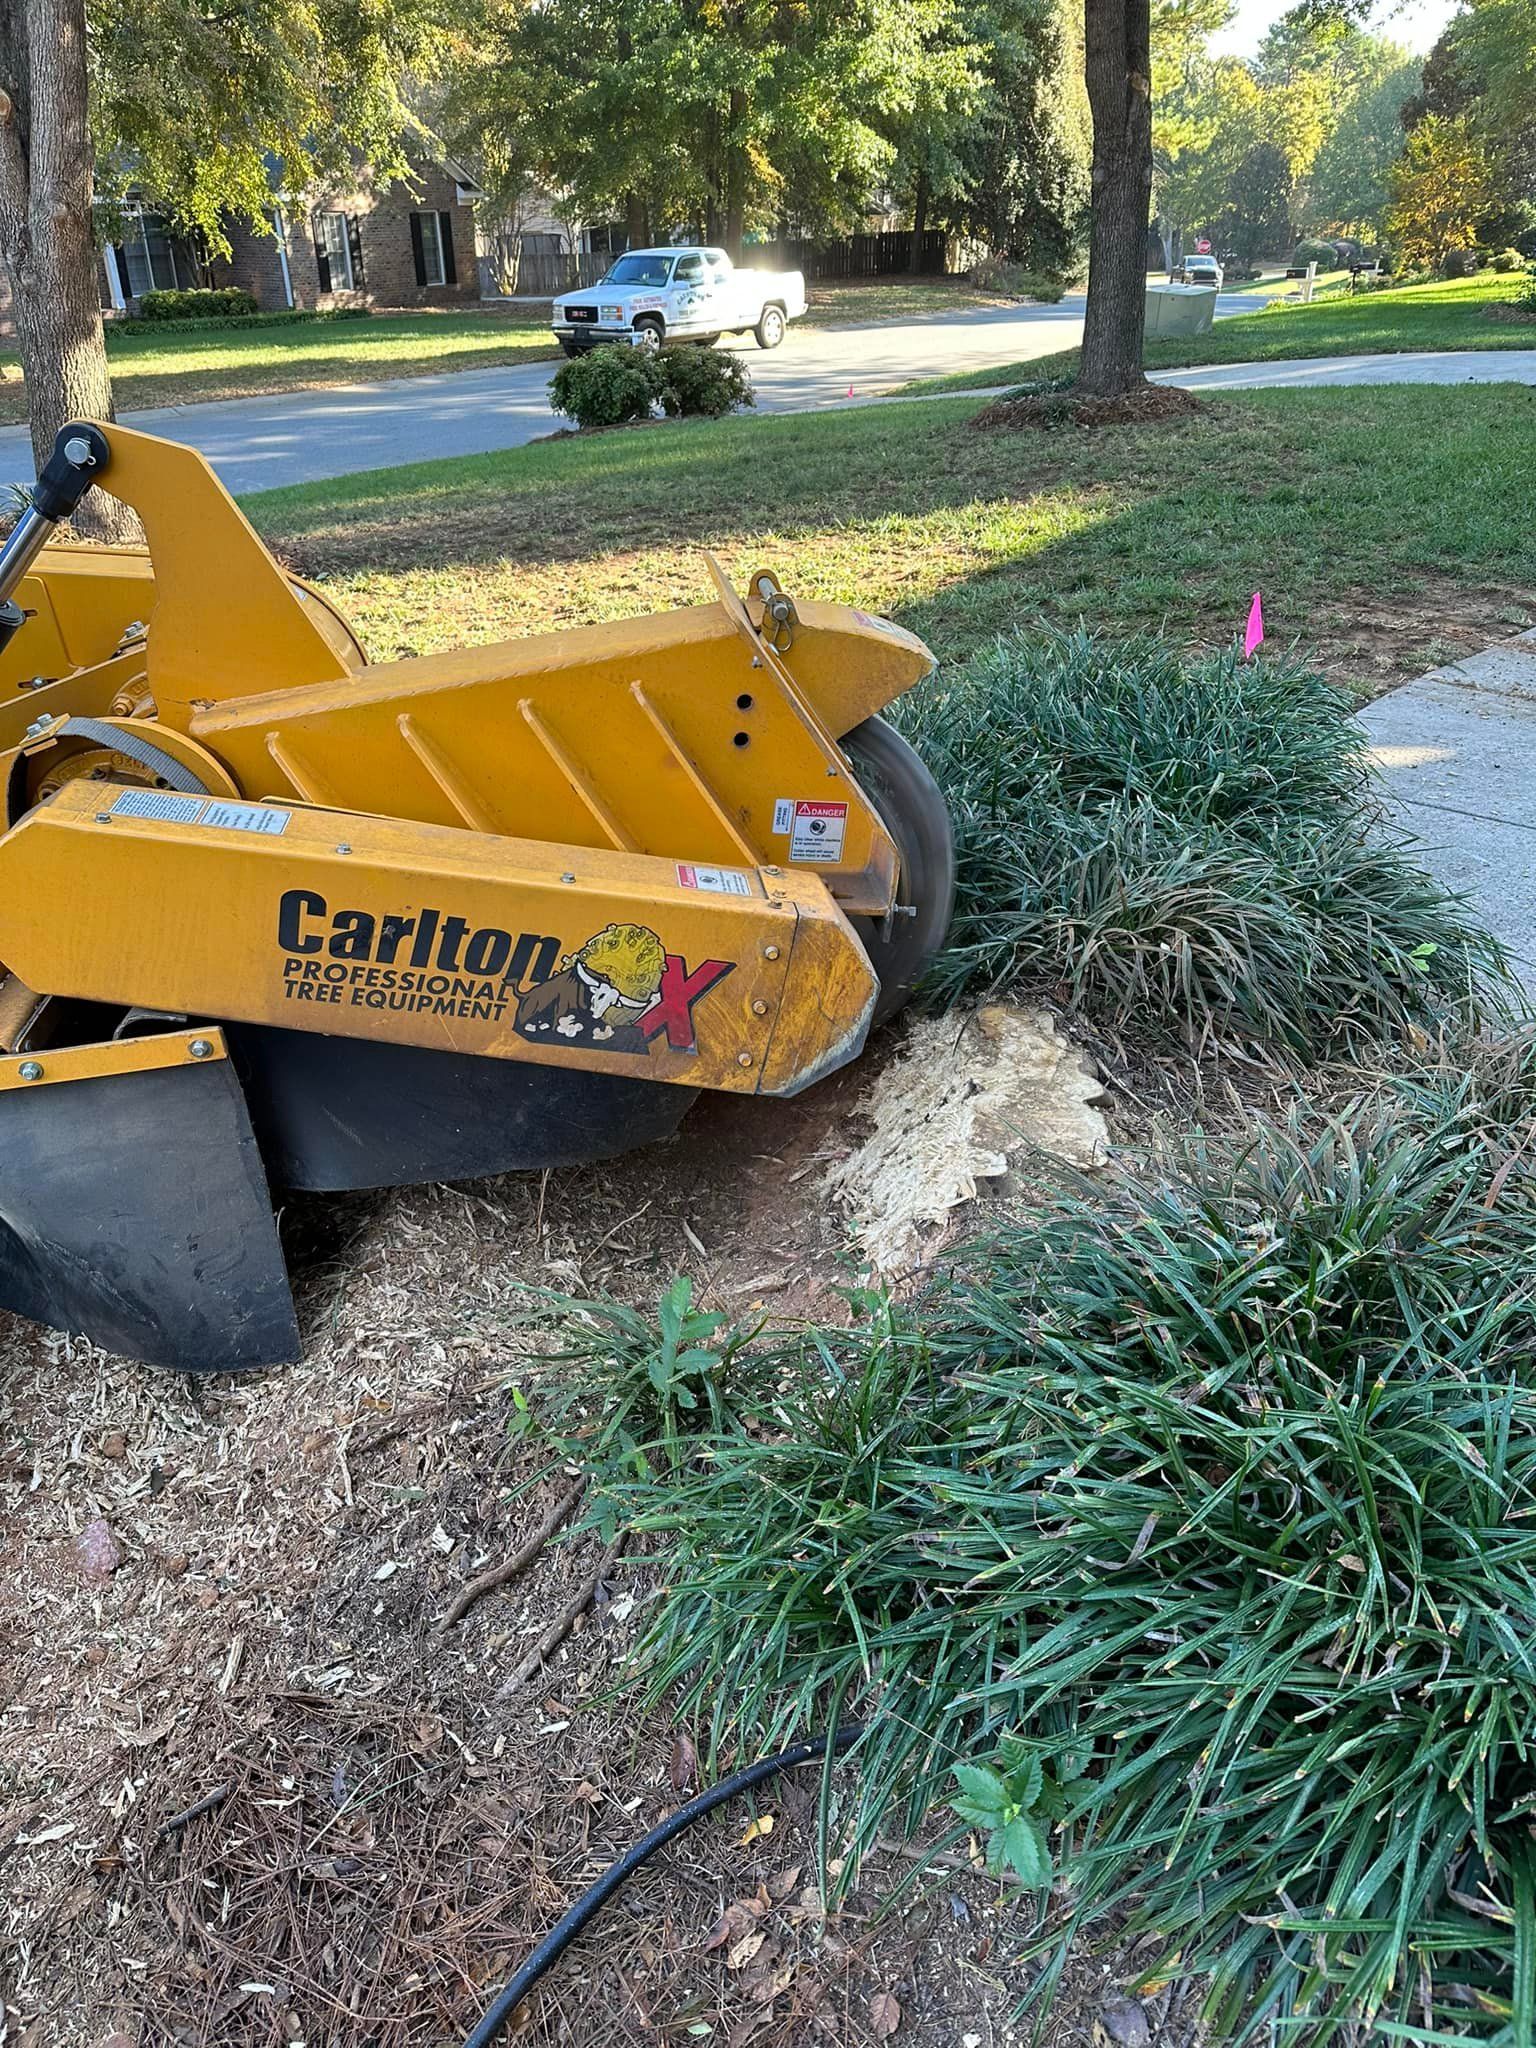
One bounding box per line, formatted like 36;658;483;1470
245;382;1536;678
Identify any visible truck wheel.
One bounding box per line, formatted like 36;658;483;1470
559;340;580;358
633;317;664;351
755;305;786;349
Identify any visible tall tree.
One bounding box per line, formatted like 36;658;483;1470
1305;52;1420;237
0;0;124;533
930;0;1091;274
1078;0;1154;397
1387;112;1497;268
0;0;456;517
453;0;973;257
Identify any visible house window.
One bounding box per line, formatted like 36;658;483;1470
416;210;446;286
121;210;183;296
316;212;354;291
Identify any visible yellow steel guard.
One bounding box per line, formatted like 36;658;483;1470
0;783;877;1097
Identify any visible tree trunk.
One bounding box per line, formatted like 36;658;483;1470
1077;0;1153;399
722;91;748;261
624;190;648;251
0;0;131;540
908;170;930;275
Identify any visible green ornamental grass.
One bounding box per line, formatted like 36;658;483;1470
896;630;1508;1053
558;1054;1536;2042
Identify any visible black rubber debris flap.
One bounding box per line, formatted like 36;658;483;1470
0;1050;299;1371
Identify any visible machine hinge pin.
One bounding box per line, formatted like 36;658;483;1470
751;1000;768;1016
335;843;352;855
17;1060;42;1081
763;944;780;960
561;872;576;883
188;1038;214;1060
737;1051;753;1067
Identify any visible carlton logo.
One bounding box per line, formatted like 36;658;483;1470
276;890;732;1054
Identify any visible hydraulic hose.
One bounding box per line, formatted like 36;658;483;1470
461;1726;861;2048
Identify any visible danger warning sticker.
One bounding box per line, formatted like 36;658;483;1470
788;800;848;863
676;862;753;896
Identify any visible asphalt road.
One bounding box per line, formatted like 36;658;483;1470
0;291;1267;496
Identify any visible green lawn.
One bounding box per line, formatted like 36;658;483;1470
244;382;1536;693
801;276;1029;325
902;269;1536;393
0;307;563;425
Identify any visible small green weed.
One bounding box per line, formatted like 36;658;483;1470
949;1732;1076;1887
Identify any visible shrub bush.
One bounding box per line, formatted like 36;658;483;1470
579;1046;1536;2040
1290;237;1339;270
892;629;1506;1056
1441;246;1480;277
970;256;1067;301
654;345;754;419
550;342;756;428
109;306;371;338
549;344;663;428
1493;247;1528;272
135;286;259;322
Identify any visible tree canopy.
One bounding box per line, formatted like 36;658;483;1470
448;0;983;252
1153;0;1422;256
89;0;463;245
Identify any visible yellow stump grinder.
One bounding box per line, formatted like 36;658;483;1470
0;421;954;1370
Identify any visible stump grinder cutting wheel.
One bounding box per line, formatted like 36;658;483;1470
0;422;954;1370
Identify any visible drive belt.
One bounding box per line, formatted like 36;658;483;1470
6;714;212;826
54;716;212;793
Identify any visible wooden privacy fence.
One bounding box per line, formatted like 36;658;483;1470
746;230;952;279
478;241;612;298
478;227;963;298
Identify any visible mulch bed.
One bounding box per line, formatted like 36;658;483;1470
972;384;1203;431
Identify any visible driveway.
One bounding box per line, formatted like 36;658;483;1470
0;291;1267;496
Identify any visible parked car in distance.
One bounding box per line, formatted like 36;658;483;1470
1182;254;1224;290
552;247;808;356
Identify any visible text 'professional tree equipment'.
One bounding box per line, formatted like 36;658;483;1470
0;423;954;1371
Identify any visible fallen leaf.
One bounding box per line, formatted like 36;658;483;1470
768;1863;803;1900
1093;1998;1152;2048
671;1732;699;1792
738;1813;774;1848
701;1900;762;1953
869;1990;902;2039
115;1713;178;1749
726;1928;767;1971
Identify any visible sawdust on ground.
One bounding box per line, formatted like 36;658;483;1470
2;1012;1223;2048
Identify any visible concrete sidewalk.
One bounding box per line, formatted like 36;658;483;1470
1360;629;1536;989
1157;348;1536;391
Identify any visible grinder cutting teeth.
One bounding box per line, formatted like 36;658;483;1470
0;420;955;1371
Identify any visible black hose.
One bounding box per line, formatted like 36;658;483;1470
461;1726;861;2048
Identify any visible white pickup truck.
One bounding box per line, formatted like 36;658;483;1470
552;246;807;356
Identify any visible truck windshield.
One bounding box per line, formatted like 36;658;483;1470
605;254;674;286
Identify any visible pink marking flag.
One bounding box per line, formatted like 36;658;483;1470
1244;590;1265;659
847;383;855;398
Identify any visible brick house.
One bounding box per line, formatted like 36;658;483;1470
63;148;482;325
207;153;483;311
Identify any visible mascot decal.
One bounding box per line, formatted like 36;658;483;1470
514;923;732;1056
